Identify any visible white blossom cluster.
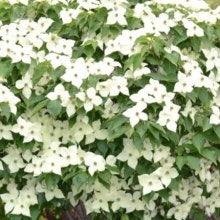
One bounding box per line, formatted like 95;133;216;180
0;0;220;219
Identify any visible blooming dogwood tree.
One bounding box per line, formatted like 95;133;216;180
0;0;220;219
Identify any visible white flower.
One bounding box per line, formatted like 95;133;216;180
153;166;178;187
102;99;119;118
36;182;65;201
0;122;13;140
183;19;204;37
157;102;180;132
61;57;89;88
153;145;170;163
141;139;153;161
72;116;93;143
46;83;70;106
41;155;67;175
60;8;82;24
138;173;164;195
181;100;197;123
174;71;194;93
0;183;19;214
109;76;129;96
106;6;127;25
24;156;43;176
11;117;34;137
0;84;20;114
210;106;220;125
202;48;220;71
60;145;81;166
123;102;148;127
45;52;70;69
85;120;108;144
167;202;191;220
76;87;102;112
15;70;33;99
11;187;38;217
154;13;176;34
117;138;141;169
84;152;106;176
52;38;75;56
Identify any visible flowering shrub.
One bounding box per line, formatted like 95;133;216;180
0;0;220;219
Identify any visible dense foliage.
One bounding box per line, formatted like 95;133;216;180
0;0;220;219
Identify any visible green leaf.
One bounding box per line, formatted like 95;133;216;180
136;123;148;138
0;59;12;79
192;133;205;153
190;207;206;220
121;214;130;220
0;102;11;120
48;66;65;81
30;205;41;220
63;167;77;182
200;147;219;164
98;169;112;189
152;37;165;56
45;174;60;190
164;52;180;65
191;37;201;52
83;45;96;57
162;59;177;75
133;131;143;151
33;62;50;85
186;156;201;171
176;155;200;171
168;178;179;191
47;100;62;117
166;130;180;145
72;171;89;190
176;156;187;170
213;125;220;138
104;114;127;130
30;99;48;116
108;125;129;140
198;88;211;104
159;189;169;201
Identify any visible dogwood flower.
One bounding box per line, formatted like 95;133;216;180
46;84;70;106
106;6;127;25
167;202;191;220
183;19;204;37
36;182;65;201
76;87;102;112
15;71;33;99
102;99;119;118
123;102;148;127
202;48;220;71
11;187;38;217
2;146;26;173
109;76;129;96
153;166;178;187
117;138;141;169
157;102;181;132
138;173;164;195
84;152;106;176
0;185;19;214
24;155;43;176
60;8;82;24
0;122;13;140
85;120;108;144
210;106;220;125
71;115;93;143
61;57;89;88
